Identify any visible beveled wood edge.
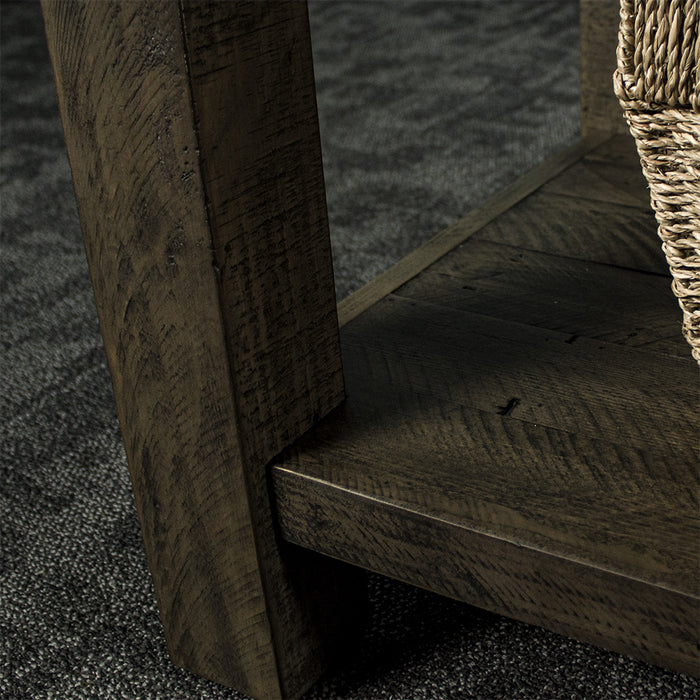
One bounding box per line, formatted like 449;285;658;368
271;467;700;676
336;131;612;328
272;467;699;600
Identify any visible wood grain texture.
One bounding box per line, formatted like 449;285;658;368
584;130;642;165
337;135;608;327
272;137;700;676
542;136;650;208
580;0;628;137
274;468;698;676
42;2;350;697
276;300;700;674
345;295;697;454
279;321;699;586
178;3;350;695
472;189;668;275
400;240;686;355
398;137;679;355
180;0;343;466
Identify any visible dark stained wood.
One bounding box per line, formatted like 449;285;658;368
472;190;668;275
542;139;650;209
272;136;700;676
278;328;698;586
399;240;686;355
274;467;698;676
580;0;628;137
542;158;650;209
180;0;343;465
583;130;645;167
344;296;697;454
338;135;608;327
178;4;351;695
42;2;351;697
43;0;698;687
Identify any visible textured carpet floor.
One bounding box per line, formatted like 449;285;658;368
1;1;699;698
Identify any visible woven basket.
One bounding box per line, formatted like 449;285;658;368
614;0;700;364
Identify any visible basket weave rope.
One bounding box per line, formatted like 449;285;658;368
614;0;700;364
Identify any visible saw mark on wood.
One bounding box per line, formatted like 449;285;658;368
497;397;521;416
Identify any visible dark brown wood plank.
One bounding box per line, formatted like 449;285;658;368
42;2;351;697
343;295;698;459
542;158;649;209
337;135;608;327
398;239;686;355
580;0;628;137
278;333;699;590
181;0;343;466
584;131;643;166
273;467;699;676
272;289;699;674
272;294;699;673
542;136;650;209
472;190;668;274
178;5;351;694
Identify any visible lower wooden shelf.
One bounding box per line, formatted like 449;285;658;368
271;134;700;676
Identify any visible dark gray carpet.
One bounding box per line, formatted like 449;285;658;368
1;1;698;698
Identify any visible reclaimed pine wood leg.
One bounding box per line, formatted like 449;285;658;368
42;1;358;697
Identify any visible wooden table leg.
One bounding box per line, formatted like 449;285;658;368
580;0;628;138
41;1;353;697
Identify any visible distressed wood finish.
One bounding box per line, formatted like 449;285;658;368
472;190;667;274
542;134;650;208
274;469;697;676
337;135;606;327
580;0;628;137
42;1;349;697
272;136;700;676
179;1;343;463
404;240;686;355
